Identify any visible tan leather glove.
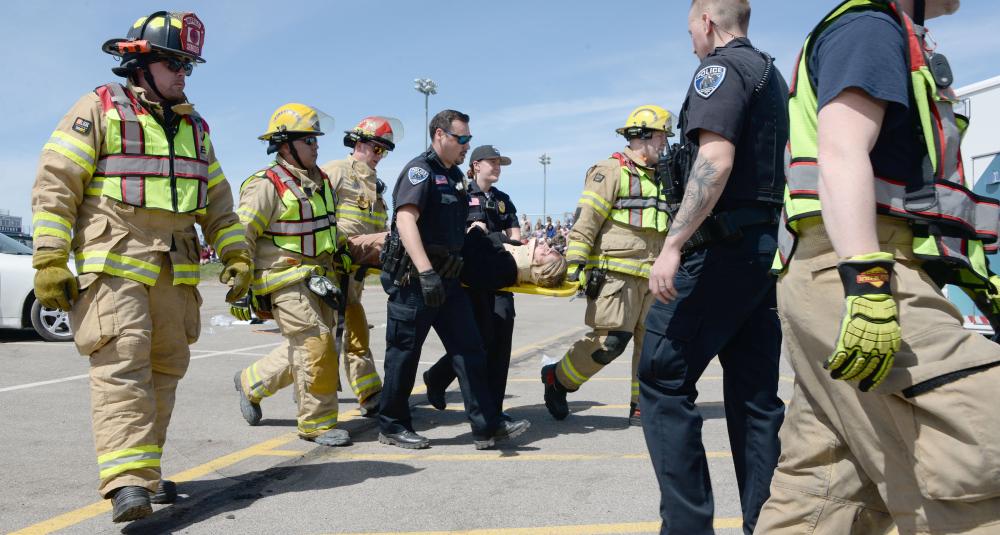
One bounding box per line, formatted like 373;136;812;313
220;250;253;303
33;248;78;311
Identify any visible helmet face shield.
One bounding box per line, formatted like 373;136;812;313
260;103;333;142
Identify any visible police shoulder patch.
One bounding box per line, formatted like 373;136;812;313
694;65;727;98
407;166;429;185
72;117;93;135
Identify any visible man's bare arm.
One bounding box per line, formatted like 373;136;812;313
663;131;735;250
396;205;432;272
816;88;886;258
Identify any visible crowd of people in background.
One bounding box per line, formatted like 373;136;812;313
519;214;572;253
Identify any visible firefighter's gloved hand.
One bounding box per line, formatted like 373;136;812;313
230;295;252;321
336;249;354;275
984;274;1000;314
220;250;253;303
419;269;446;307
826;252;900;392
33;248;78;311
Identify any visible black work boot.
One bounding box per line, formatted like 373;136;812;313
474;418;532;450
628;402;641;426
359;391;381;417
379;430;430;449
234;371;262;426
150;479;177;504
541;364;569;420
110;486;152;523
423;370;446;411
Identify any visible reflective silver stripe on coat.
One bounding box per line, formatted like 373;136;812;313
267;218;334;235
613;197;670;211
121;176;144;205
46;134;97;168
107;84;142;155
95;155;209;180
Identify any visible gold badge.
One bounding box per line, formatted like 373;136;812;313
498;200;506;214
357;195;370;210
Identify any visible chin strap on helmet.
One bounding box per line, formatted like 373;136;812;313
287;140;308;170
914;0;925;25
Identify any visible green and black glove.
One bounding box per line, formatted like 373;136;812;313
33;248;78;311
566;262;587;290
826;252;900;392
230;294;252;321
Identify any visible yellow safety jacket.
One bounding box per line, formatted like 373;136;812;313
239;161;340;295
773;0;1000;288
90;83;218;213
566;149;667;279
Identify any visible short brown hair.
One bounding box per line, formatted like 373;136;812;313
429;109;470;141
531;253;568;288
691;0;751;33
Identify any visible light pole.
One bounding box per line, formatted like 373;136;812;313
538;153;551;219
413;78;437;148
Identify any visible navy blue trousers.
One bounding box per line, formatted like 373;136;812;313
425;290;515;413
638;227;784;535
378;273;500;439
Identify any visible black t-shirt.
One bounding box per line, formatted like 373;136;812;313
391;149;469;253
681;37;789;209
467;181;518;232
809;10;922;182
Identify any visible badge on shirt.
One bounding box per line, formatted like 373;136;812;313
72;117;93;135
357;195;370;210
407;166;429;185
694;65;727;98
498;200;506;214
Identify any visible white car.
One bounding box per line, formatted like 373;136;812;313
0;232;73;342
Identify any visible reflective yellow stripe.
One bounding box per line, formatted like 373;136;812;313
350;372;382;396
32;212;73;242
44;131;97;174
586;255;651;279
252;265;321;295
238;206;267;234
566;241;591;263
84;176;105;196
631;380;640;397
579;191;611;219
214;222;245;252
97;445;162;479
560;354;588;386
336;205;388;227
247;363;273;400
76;251;160;286
207;162;226;188
299;411;338;434
172;263;201;285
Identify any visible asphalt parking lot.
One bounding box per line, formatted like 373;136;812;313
0;279;794;535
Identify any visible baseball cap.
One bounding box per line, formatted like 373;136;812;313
470;145;512;165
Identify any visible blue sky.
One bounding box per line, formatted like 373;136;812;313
3;1;999;229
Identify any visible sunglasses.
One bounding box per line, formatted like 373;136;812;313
444;130;473;145
299;136;318;146
162;56;194;76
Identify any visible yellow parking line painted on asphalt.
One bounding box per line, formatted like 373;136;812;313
260;449;308;457
330;517;743;535
9;329;591;534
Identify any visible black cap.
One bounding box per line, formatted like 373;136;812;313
470;145;512;165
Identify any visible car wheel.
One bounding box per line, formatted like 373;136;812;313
29;299;74;342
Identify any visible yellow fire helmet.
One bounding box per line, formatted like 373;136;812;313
259;103;333;143
616;105;674;138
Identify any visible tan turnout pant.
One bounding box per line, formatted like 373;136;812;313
554;271;654;404
342;275;382;403
756;218;1000;535
238;282;341;438
70;263;200;498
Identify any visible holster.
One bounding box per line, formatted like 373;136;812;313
681;206;780;254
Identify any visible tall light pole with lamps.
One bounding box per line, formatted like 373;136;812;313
538;153;551;219
413;78;437;148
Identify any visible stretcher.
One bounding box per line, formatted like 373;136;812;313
355;267;578;297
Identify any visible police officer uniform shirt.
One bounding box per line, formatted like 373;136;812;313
681;36;789;210
392;149;468;253
467;180;518;233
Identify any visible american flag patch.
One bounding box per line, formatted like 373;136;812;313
469;197;480;206
435;175;448;185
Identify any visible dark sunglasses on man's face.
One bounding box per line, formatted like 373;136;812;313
162;56;194;76
444;130;473;145
300;136;318;146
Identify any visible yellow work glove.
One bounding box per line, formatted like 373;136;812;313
826;252;900;392
33;248;78;311
220;250;253;303
984;275;1000;314
230;293;252;321
566;262;587;290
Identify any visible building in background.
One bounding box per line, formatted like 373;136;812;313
0;210;29;247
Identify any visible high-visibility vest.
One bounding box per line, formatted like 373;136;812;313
89;83;216;213
773;0;1000;288
608;153;670;233
261;163;339;258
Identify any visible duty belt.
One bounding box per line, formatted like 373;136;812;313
682;206;780;254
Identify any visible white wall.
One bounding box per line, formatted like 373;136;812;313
956;74;1000;187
